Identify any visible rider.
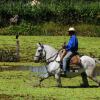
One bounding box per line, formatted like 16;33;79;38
62;27;78;76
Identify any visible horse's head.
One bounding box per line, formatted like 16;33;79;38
34;43;46;63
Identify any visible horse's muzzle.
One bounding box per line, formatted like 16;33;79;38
34;57;39;63
34;60;39;63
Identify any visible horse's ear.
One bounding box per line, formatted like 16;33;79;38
39;42;41;46
37;42;44;48
39;42;44;48
36;43;42;47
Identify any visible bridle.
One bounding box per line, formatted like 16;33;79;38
34;46;46;62
34;45;61;63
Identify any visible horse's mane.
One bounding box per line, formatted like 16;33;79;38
44;44;57;53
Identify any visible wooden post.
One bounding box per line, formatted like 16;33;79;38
16;33;20;61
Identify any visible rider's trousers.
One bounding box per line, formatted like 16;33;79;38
63;51;73;72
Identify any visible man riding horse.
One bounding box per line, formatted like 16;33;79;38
60;27;89;87
61;27;78;76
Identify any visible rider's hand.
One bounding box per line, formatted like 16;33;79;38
62;42;66;49
62;45;66;49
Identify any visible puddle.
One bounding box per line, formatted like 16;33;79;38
0;65;100;76
0;66;47;75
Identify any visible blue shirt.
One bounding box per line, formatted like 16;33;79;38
65;34;78;52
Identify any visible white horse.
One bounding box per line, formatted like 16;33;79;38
10;15;19;25
34;43;100;87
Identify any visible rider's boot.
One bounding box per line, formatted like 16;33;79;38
61;71;67;77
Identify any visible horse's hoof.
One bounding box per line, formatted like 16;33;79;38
98;83;100;87
80;83;89;88
58;86;62;88
56;84;62;88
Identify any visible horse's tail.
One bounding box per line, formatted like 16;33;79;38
94;58;100;64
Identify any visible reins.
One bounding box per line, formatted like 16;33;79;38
46;48;62;63
35;43;63;63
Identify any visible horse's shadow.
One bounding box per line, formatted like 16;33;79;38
52;85;99;88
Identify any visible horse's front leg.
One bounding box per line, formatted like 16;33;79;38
55;73;62;87
39;73;49;86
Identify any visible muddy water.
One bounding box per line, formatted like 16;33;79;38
0;65;100;76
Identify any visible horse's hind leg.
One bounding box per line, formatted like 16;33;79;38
81;72;89;87
87;67;100;86
88;76;100;87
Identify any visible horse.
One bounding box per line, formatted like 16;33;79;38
34;43;100;87
10;15;19;25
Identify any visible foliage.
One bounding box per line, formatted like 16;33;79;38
0;0;100;36
0;22;100;36
0;0;100;27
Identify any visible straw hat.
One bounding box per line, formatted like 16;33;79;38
68;27;75;32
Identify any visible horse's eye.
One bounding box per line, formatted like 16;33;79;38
38;50;42;52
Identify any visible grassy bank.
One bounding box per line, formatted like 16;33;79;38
0;36;100;62
0;71;100;99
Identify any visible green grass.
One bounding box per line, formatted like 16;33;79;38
0;62;42;67
0;71;100;100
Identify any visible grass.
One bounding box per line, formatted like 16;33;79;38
0;36;100;99
0;71;100;100
0;62;42;67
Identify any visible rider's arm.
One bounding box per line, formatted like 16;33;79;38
66;36;75;51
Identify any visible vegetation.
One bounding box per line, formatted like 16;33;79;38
0;0;100;36
0;22;100;36
0;0;100;25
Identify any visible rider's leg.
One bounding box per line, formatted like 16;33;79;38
63;51;73;73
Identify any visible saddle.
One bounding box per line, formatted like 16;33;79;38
60;49;80;70
70;54;80;64
69;54;80;69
